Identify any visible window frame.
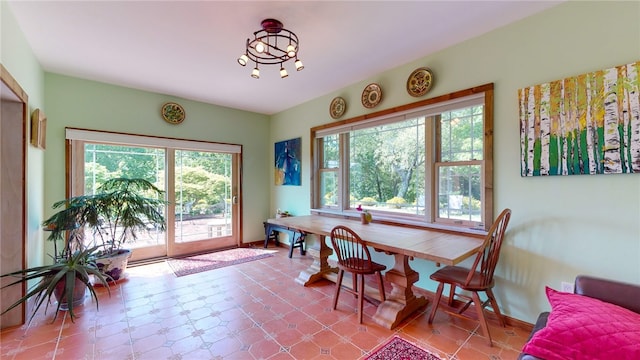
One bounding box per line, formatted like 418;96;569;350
64;127;243;260
310;84;493;231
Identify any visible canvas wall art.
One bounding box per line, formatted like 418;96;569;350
275;137;301;186
519;60;640;176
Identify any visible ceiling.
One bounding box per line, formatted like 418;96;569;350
7;1;562;115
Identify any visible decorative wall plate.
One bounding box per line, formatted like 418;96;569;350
406;67;434;97
361;83;382;109
329;97;346;119
161;102;186;124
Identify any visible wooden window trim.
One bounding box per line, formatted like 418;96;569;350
311;84;494;232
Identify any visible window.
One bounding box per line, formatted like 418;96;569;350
312;84;493;230
66;128;242;261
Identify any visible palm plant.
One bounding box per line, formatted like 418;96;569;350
0;245;111;324
43;177;167;255
1;178;165;324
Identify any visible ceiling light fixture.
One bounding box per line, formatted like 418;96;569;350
238;18;304;79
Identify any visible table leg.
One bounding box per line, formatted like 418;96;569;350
295;235;337;286
372;253;427;329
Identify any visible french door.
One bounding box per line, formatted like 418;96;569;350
67;129;241;261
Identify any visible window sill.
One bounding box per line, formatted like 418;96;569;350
310;208;487;237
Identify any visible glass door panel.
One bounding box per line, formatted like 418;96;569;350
84;144;167;260
82;143;240;260
170;150;236;256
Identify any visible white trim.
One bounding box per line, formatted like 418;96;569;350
66;128;242;153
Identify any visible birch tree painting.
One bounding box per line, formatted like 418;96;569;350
519;60;640;176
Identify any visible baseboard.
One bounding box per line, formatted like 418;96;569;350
244;239;269;248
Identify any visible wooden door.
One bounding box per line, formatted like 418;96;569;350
0;65;28;329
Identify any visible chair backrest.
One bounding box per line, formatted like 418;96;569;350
465;208;512;287
330;225;376;272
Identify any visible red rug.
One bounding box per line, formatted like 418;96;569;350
167;247;276;277
366;336;441;360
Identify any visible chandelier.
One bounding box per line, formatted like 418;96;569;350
237;19;304;79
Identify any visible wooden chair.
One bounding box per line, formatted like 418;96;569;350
427;208;512;346
330;225;387;324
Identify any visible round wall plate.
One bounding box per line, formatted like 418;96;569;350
361;83;382;109
161;102;186;124
406;67;434;97
329;97;346;119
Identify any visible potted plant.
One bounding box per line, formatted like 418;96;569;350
0;243;111;324
43;177;167;281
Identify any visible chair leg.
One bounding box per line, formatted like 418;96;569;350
358;274;365;324
333;269;344;310
428;282;445;324
447;284;457;306
486;288;506;327
376;271;386;302
352;272;358;299
471;291;493;347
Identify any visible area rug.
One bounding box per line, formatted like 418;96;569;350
167;248;276;277
366;336;441;360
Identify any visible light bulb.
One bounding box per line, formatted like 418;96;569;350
286;45;296;58
251;67;260;79
255;41;266;53
280;66;288;78
295;59;304;71
237;54;248;66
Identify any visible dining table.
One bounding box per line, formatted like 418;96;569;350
265;214;486;329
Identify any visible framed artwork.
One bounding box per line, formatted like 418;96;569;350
519;60;640;176
275;137;301;186
30;108;46;149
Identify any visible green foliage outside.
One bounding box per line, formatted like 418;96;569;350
359;197;377;206
346;105;483;212
386;197;406;208
324;192;336;206
85;145;232;218
462;196;481;211
177;167;228;215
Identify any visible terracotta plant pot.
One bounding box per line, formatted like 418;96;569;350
54;277;87;310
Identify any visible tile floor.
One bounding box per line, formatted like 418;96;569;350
1;246;531;360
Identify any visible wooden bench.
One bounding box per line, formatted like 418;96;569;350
263;221;306;258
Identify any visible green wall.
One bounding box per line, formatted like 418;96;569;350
1;2;46;268
44;74;270;243
270;1;640;323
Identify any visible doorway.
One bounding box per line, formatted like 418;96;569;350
67;129;242;262
0;65;28;329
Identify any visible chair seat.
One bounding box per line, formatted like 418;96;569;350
339;258;387;274
430;266;495;291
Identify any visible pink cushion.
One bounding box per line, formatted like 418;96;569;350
522;287;640;360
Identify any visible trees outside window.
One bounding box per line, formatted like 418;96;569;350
67;129;241;260
312;84;493;230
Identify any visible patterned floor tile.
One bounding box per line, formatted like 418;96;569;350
0;247;527;360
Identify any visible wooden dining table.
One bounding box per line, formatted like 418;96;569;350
265;214;486;329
